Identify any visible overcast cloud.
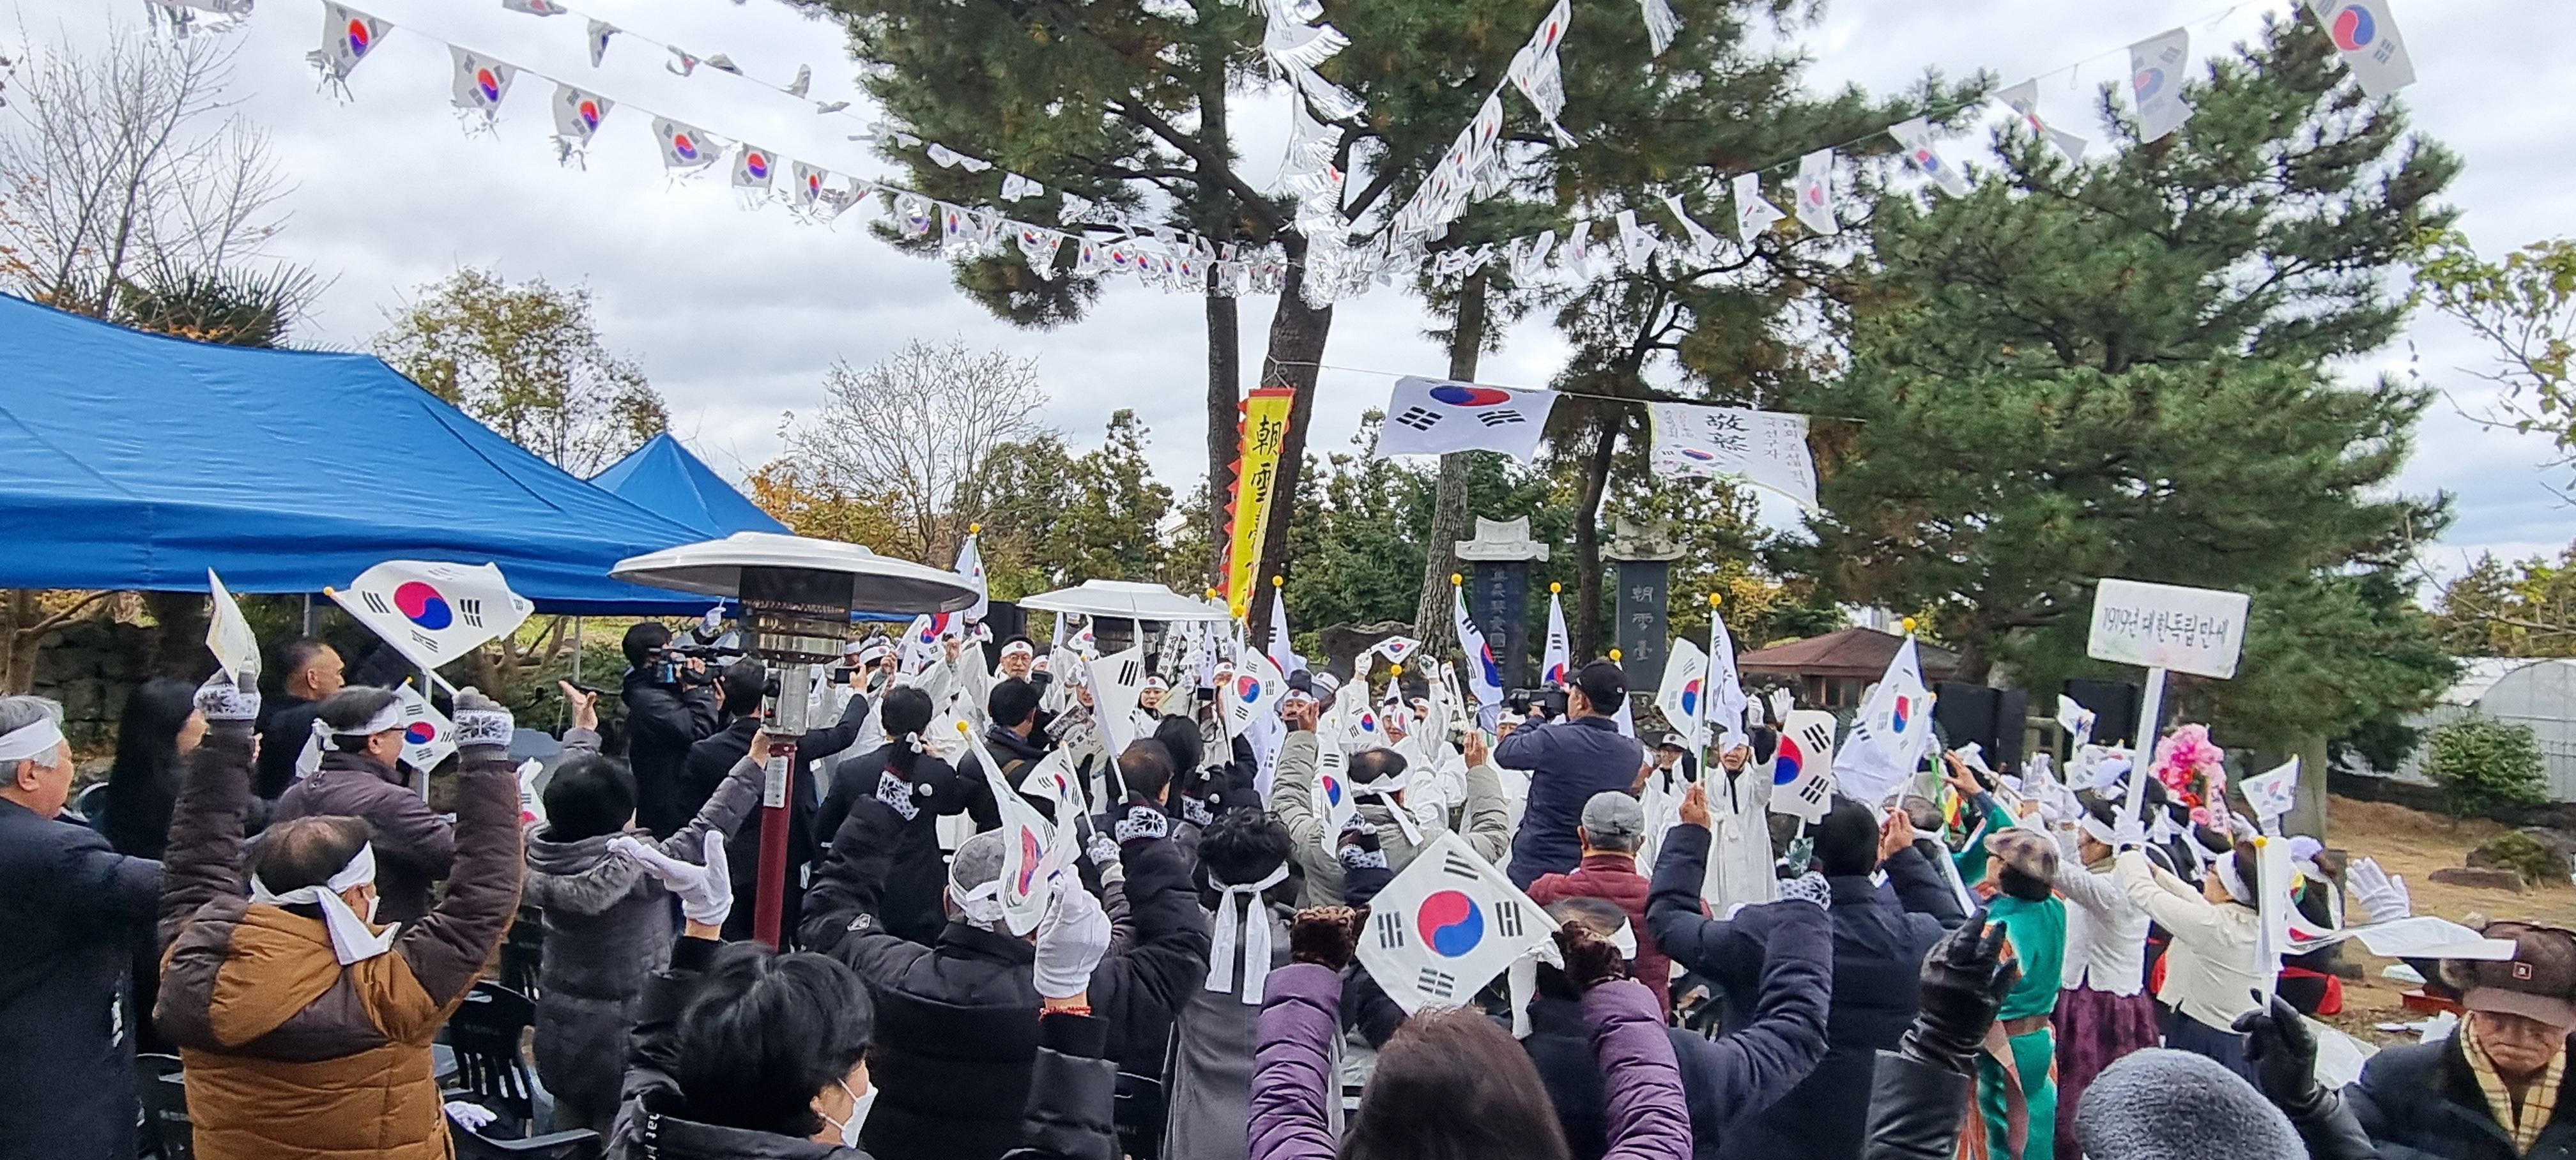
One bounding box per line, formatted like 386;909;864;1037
8;0;2566;579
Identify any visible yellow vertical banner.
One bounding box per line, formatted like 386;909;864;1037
1225;387;1298;609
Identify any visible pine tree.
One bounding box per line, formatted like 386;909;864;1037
1794;10;2459;751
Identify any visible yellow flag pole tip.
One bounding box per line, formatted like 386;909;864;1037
1608;648;1622;660
1706;593;1721;607
968;523;981;535
1270;575;1284;587
1901;617;1917;634
1388;664;1402;676
1550;582;1563;594
956;721;971;735
1450;572;1463;586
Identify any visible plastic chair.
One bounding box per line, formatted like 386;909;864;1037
440;983;599;1158
137;1053;192;1160
70;781;110;825
500;904;545;999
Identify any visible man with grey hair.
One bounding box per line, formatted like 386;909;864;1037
1526;788;1675;1008
0;691;165;1157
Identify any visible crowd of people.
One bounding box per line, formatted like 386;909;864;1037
1;616;2571;1160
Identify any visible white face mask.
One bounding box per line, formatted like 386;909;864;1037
821;1078;870;1147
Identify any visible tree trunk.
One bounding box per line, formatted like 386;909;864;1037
1205;288;1240;586
1413;270;1488;652
1247;243;1333;652
1570;405;1621;661
143;590;211;679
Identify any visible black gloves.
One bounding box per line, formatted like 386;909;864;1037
1899;906;2019;1075
2233;992;2326;1113
1290;906;1361;970
1554;922;1631;991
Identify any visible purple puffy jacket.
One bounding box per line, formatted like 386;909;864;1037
1248;963;1691;1160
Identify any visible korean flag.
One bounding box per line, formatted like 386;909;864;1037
329;561;533;673
1375;377;1560;462
1357;831;1551;1013
391;683;456;774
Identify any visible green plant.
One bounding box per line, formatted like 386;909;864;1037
2425;714;2550;814
2474;830;2563;887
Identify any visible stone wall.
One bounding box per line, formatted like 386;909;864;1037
29;619;155;752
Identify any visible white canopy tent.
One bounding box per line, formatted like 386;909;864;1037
1017;579;1233;622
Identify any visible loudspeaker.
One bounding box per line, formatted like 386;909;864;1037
978;600;1028;669
1933;682;2000;762
2064;679;2145;748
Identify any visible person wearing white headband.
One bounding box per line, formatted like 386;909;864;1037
2044;796;2159;1157
1164;810;1299;1160
0;692;165;1160
2112;805;2269;1084
272;686;457;924
157;677;526;1160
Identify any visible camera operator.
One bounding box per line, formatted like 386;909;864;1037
623;622;723;837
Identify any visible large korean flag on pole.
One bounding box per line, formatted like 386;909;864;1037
2304;0;2414;97
1646;402;1818;510
1832;636;1935;803
1358;831;1552;1012
329;561;532;673
1376;377;1559;461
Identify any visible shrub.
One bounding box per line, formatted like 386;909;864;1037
2425;715;2550;814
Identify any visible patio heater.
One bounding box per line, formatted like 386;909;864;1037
613;532;977;946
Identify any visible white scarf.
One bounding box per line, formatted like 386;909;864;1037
1352;770;1422;844
249;843;399;965
1205;864;1291;1003
0;717;64;763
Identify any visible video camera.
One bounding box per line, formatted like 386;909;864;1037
648;643;742;687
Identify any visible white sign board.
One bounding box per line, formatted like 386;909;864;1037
2085;578;2250;679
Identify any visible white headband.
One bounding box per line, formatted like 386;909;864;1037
1206;863;1292;1003
2080;814;2120;848
1349;765;1422;844
250;843;397;965
2213;853;2253;908
1000;641;1035;659
951;877;1007;929
0;717;65;764
320;703;406;751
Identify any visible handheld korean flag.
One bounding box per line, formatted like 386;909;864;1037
1092;646;1150;756
1310;744;1360;848
205;569;260;683
1792;149;1839;236
1886;118;1970;197
390;682;456;773
1769;709;1837;823
1706;606;1749;742
954;532;989;622
1268;584;1304;676
1646;401;1818;509
550;84;613;164
1655;637;1710;749
1021;748;1083;818
1368;637;1424;668
1540;591;1571;687
654;118;720;171
1225;649;1288;736
1832;636;1934;803
963;724;1072;936
2304;0;2414;96
2129;28;2195;143
448;47;517;124
1376;377;1560;461
309;3;390;86
2055;694;2096;749
1358;830;1551;1013
1453;584;1504;722
2240;756;2301;831
329;561;532;674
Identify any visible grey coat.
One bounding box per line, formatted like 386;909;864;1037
1162;899;1295;1160
524;728;765;1130
1266;729;1510;906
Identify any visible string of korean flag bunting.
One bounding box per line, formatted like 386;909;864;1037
171;0;2414;309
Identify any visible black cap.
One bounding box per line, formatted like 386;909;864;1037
1575;659;1626;707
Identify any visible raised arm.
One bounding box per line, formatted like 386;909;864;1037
1588;976;1694;1160
380;729;526;1041
798;798;932;984
1667;897;1833;1124
1250;962;1345;1160
158;714;256;949
1883;844;1968;927
1090;823;1214;1061
1643;787;1759;981
2113;848;2225;938
1456;729;1512;864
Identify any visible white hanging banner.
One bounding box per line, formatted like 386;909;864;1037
2129;28;2195;143
1732;172;1784;245
1996;80;2086;160
447;47;516;124
585;19;617;67
1793;149;1839;236
1659;194;1723;257
1505;0;1577;146
549;83;612;164
732;144;779;192
309;3;390;87
652;117;720;171
2304;0;2414;97
1645;401;1818;509
1887;118;1971;196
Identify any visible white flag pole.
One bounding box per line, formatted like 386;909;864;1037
2119;667;2169;826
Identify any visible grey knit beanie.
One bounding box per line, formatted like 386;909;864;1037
2074;1048;2303;1160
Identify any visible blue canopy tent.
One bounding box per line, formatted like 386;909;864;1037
0;294;719;613
588;432;790;538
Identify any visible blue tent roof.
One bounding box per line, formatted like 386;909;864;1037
0;294;721;613
588;433;790;538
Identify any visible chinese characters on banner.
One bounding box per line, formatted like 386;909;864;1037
1224;388;1299;609
1645;401;1818;508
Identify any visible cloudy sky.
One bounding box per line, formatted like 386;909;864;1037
11;0;2567;578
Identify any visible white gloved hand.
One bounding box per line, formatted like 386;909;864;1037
1743;694;1766;730
1031;883;1112;1000
194;671;260;723
611;830;735;926
1768;687;1794;726
1777;871;1830;911
451;687;515;759
2110;816;2148;851
2226;813;2262;846
702;604;726;636
443;1100;498;1131
2348;857;2412;921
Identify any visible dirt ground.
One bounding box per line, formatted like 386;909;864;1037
2315;795;2576;1043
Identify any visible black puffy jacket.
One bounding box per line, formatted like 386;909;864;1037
624;669;722;837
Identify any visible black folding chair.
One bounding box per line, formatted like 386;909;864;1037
440;982;599;1158
500;904;546;999
137;1053;192;1160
